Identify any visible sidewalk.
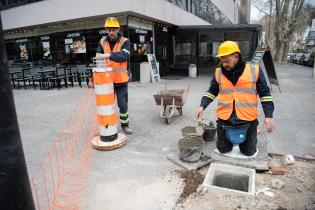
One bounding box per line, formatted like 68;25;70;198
267;63;315;159
13;63;315;209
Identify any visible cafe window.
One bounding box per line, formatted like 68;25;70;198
128;17;153;63
167;0;187;10
226;32;252;41
191;0;231;24
174;34;196;68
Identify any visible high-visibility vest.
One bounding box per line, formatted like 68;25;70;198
100;37;129;84
215;63;259;121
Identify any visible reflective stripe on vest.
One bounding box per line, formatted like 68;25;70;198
215;63;259;121
100;37;129;83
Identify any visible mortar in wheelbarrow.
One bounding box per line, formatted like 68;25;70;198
178;135;204;162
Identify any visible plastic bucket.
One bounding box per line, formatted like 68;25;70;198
178;135;204;162
189;64;197;77
202;122;217;141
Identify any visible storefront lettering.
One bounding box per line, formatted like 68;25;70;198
67;33;80;38
16;39;28;43
99;30;106;35
41;36;50;41
135;29;148;34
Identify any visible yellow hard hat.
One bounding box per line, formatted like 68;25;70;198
216;41;241;57
104;17;120;28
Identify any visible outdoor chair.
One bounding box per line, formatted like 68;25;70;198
77;64;91;87
29;67;45;90
9;67;23;89
15;67;36;89
64;65;79;88
49;66;67;89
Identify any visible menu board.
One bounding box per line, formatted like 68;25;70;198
251;50;264;64
147;54;159;76
41;36;52;59
16;39;28;60
251;49;280;89
65;33;86;54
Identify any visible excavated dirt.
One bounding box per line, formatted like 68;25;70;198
175;170;205;204
174;156;315;210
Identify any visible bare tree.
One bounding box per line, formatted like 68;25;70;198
252;0;314;63
274;0;305;64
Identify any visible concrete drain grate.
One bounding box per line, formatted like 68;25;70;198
202;163;255;196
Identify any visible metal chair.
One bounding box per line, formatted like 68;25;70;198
49;66;67;89
15;67;36;89
77;64;91;87
29;67;44;90
9;67;23;89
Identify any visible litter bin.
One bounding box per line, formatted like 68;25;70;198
189;64;197;77
140;62;151;83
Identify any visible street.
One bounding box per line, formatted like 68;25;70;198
13;63;315;209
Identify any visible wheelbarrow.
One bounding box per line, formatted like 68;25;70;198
153;85;190;124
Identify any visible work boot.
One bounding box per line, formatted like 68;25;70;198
122;126;133;135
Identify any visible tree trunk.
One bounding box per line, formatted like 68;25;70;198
281;40;290;64
275;41;284;63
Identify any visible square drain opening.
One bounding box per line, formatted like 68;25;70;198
212;171;249;192
203;163;255;196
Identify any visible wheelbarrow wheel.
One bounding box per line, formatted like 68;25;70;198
177;106;183;116
164;106;172;124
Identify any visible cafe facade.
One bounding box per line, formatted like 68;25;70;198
2;0;259;80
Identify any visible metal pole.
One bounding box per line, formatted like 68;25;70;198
0;16;35;210
313;58;315;79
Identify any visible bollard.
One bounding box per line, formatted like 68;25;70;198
91;58;127;150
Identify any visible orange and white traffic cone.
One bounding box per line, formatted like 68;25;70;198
91;58;127;150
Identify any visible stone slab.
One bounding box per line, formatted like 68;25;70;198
167;153;212;171
202;135;269;171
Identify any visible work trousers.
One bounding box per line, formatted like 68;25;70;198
216;119;258;156
114;84;129;127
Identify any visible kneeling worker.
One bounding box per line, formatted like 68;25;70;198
196;41;274;156
96;17;132;134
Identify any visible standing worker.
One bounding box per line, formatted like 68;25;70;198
196;41;274;156
95;17;132;134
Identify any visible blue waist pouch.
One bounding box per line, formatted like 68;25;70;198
223;124;250;144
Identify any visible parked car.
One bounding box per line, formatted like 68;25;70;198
303;52;314;67
295;53;305;64
287;53;295;63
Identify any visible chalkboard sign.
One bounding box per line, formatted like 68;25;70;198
147;54;160;76
251;48;281;92
251;50;264;64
